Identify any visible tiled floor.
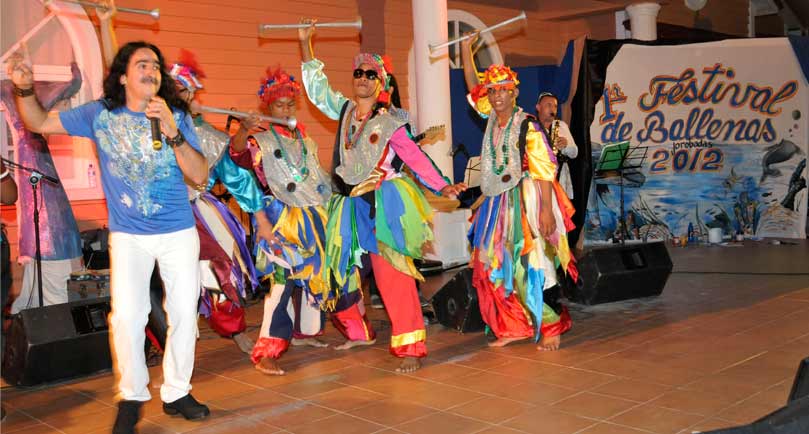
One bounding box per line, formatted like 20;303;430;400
2;240;808;433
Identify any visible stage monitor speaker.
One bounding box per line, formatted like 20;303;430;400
789;357;809;403
2;297;112;387
414;258;444;277
703;396;809;434
431;269;485;333
569;241;672;305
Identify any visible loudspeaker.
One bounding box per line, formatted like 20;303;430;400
414;258;444;277
2;298;112;386
569;241;672;305
703;396;809;434
431;269;485;333
788;357;809;403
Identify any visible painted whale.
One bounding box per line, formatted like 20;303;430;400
761;139;805;183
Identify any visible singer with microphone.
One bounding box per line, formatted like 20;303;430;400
8;41;210;434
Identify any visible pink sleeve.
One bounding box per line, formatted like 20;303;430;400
389;126;449;193
230;137;269;191
229;137;256;169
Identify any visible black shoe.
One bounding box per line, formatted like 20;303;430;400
112;400;143;434
162;394;210;420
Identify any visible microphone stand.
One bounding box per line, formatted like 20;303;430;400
1;157;60;308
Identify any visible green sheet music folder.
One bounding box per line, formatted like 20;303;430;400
596;141;630;172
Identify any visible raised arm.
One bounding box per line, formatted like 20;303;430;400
460;32;481;93
298;18;316;64
298;19;348;120
97;0;119;70
7;54;67;135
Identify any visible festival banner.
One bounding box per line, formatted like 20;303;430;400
586;38;808;243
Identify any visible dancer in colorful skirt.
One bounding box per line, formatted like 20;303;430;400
230;67;376;375
299;20;466;372
168;51;263;354
461;33;578;351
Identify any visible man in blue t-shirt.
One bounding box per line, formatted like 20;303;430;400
8;41;211;433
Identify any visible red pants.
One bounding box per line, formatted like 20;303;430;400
329;253;427;358
330;291;376;343
369;253;426;358
472;258;534;339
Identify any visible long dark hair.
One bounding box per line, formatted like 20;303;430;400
102;41;189;113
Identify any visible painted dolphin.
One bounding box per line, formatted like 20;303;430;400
761;139;805;183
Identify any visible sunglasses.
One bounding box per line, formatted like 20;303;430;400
352;68;379;80
486;86;514;95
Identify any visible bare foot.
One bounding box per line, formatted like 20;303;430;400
291;337;329;348
537;334;560;351
488;336;530;347
334;338;376;350
255;357;285;375
396;357;422;373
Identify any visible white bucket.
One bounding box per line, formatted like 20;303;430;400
708;227;723;244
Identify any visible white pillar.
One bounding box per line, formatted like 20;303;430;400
411;0;453;176
412;0;470;268
625;2;661;41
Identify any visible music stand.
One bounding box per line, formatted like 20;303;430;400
593;141;648;244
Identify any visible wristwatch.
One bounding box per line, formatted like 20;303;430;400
13;85;35;98
165;130;185;148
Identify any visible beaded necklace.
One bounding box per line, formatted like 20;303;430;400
344;106;372;150
269;126;309;182
487;108;518;175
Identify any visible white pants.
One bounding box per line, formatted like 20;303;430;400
258;282;323;340
109;227;200;403
11;256;82;314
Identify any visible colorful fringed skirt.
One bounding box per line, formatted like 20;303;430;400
252;195;333;308
191;192;258;317
324;176;434;295
468;178;578;339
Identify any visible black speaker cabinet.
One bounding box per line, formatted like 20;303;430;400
570;241;673;305
2;298;112;386
431;269;485;333
789;357;809;403
703;396;809;434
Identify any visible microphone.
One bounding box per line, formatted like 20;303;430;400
28;171;60;185
1;157;60;185
450;143;469;158
150;117;162;150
